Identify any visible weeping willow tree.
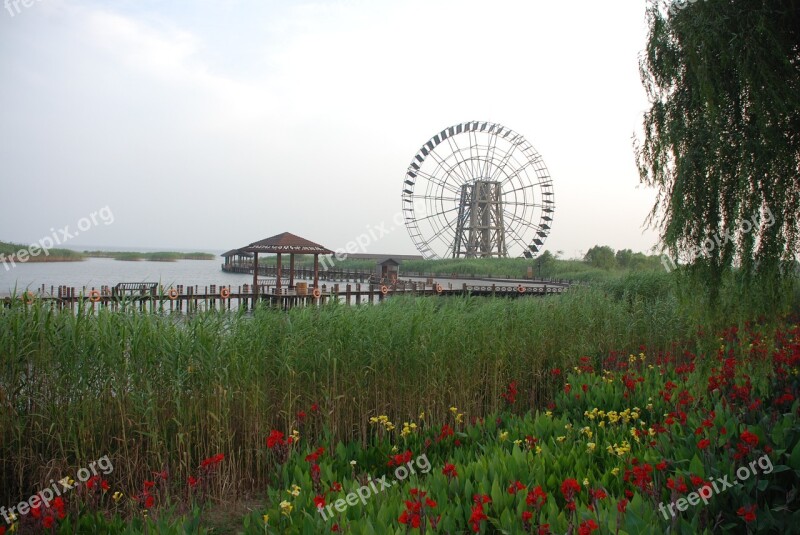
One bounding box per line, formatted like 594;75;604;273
636;0;800;305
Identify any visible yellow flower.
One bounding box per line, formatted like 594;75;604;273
598;421;606;428
449;406;458;414
279;500;293;516
419;411;425;420
586;442;596;453
112;491;123;503
535;445;542;454
287;484;301;497
391;445;398;452
611;467;620;476
545;411;553;418
350;460;357;466
583;477;590;486
291;430;300;443
59;476;75;488
513;439;523;446
556;436;566;443
629;354;636;363
401;422;417;437
455;413;464;424
499;431;509;442
263;514;269;524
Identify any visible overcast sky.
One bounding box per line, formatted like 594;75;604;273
0;0;659;258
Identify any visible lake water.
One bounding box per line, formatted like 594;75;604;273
0;257;563;297
0;257;250;296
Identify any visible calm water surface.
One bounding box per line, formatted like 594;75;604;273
0;258;249;296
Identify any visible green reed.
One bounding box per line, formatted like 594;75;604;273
0;276;787;505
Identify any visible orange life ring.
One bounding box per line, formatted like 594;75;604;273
167;288;179;300
435;283;443;293
89;290;101;302
220;287;230;299
312;288;321;298
517;285;526;293
380;285;388;296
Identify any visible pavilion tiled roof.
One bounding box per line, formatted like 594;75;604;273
242;232;333;255
221;248;253;257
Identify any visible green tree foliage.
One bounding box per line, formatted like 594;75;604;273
584;245;617;270
636;0;800;299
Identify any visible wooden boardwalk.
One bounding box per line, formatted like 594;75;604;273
4;280;570;313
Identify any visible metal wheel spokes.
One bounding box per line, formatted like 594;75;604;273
402;121;554;259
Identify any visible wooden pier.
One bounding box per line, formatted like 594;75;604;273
4;280;569;313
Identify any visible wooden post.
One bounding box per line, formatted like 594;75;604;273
276;253;282;295
313;254;320;291
289;254;295;289
253;253;259;299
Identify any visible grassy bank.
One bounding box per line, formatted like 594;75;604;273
0;241;83;262
84;251;216;261
0;241;215;263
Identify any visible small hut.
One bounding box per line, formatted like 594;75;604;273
240;232;333;298
376;258;400;282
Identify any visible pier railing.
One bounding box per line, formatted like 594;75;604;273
3;280;570;314
221;263;574;286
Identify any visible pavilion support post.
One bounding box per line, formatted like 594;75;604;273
289;254;295;289
314;254;319;290
276;253;282;295
253;253;259;298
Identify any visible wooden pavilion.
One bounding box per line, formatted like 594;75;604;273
240;232;334;298
221;248;253;270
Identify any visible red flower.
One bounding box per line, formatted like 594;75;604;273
442;463;458;479
538;525;551;535
143;480;155;490
589;488;607;501
737;504;757;523
305;447;325;463
469;503;488;532
656;461;667;471
561;478;581;501
311;403;320;412
564;383;572;394
314;495;326;508
267;430;286;449
698;438;711;450
551;368;562;376
297;410;307;421
507;481;526;494
200;453;225;469
42;516;55;529
0;525;6;535
526;485;547;509
331;481;342;492
436;424;454;443
188;476;198;487
31;505;41;518
522;510;533;522
741;430;759;446
144;494;155;508
579;519;599;535
617;498;628;513
501;381;518;405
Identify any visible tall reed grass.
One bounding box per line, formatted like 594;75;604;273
0;275;794;505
